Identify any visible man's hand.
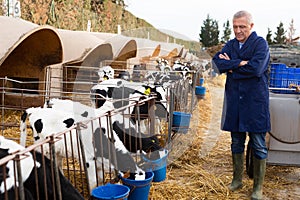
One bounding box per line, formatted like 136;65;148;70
239;60;248;66
219;53;230;60
219;53;233;73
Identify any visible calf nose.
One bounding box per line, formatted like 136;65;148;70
34;136;40;141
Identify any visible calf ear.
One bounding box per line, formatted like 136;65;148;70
63;118;75;128
21;111;28;122
45;100;51;108
0;148;9;159
81;111;88;118
117;80;122;86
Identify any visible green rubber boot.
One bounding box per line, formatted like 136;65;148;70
228;153;243;191
251;157;266;200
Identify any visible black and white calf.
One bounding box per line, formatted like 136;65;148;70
155;58;172;72
44;98;164;158
44;98;114;118
172;60;193;84
97;65;115;82
90;78;168;120
145;71;172;86
90;78;169;141
117;70;131;81
0;136;84;200
19;106;146;191
112;119;166;161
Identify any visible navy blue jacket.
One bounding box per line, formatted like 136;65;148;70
212;31;271;132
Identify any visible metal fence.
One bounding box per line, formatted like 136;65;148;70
0;62;202;199
0;96;165;199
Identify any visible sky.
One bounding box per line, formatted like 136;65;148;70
124;0;300;42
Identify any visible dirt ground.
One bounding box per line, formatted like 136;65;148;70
149;76;300;200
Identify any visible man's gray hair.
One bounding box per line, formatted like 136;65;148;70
233;10;253;24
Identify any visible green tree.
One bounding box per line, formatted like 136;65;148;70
221;20;231;43
199;14;219;47
273;22;286;44
266;28;273;45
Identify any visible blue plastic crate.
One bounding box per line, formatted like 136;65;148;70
269;63;300;94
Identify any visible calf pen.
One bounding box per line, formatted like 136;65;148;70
0;97;166;199
0;63;203;199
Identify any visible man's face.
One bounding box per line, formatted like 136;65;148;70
233;16;253;43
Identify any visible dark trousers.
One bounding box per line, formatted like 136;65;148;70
231;132;268;159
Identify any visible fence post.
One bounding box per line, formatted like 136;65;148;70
134;100;143;153
190;71;197;113
15;154;25;200
107;112;119;178
77;122;91;195
168;86;175;144
49;135;62;200
1;77;5;135
149;97;155;136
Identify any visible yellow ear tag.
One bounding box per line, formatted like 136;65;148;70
144;88;151;95
104;77;108;80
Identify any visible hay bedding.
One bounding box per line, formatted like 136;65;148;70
1;75;300;199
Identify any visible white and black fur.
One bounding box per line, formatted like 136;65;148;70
0;136;84;200
19;106;145;190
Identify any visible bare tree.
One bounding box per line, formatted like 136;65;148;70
287;19;296;44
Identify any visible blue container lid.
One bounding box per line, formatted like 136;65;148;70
92;183;130;200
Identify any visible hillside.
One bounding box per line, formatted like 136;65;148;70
0;0;205;58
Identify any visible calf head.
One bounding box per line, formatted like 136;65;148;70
112;121;162;153
92;127;145;180
97;66;114;81
32;118;75;142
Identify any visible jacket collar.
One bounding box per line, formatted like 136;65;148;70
234;31;257;50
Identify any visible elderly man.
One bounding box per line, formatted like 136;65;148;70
212;10;270;200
